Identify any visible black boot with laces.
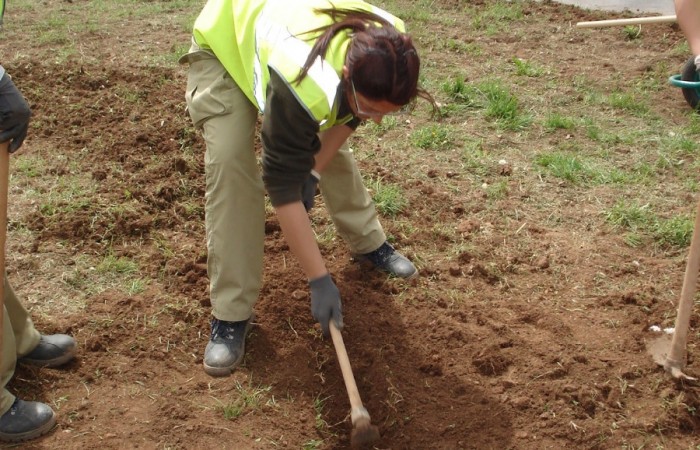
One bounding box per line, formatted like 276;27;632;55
354;241;418;279
203;315;254;377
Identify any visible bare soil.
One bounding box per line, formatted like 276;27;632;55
1;1;700;449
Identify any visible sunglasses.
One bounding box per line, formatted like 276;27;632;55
350;79;414;118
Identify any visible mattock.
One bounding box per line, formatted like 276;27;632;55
648;197;700;380
329;321;380;448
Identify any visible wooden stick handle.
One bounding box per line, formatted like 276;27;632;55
329;321;364;411
667;198;700;365
576;15;676;28
0;143;9;367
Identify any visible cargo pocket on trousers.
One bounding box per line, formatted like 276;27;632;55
187;69;237;128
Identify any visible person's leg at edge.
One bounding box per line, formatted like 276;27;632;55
319;139;417;278
185;55;263;376
11;275;76;368
0;278;57;442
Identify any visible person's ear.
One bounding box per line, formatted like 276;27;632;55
342;65;349;79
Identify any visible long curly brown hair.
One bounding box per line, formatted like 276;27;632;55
295;7;433;108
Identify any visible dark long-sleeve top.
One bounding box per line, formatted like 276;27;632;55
261;68;360;207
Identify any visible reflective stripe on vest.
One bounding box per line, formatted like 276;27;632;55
253;0;404;128
253;10;341;123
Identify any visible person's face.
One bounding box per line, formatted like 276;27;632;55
349;79;402;124
343;66;402;124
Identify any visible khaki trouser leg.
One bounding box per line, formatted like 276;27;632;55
185;56;263;322
0;277;40;415
319;141;386;255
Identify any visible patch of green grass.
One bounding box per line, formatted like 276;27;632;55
512;57;544;77
439;77;531;129
35;16;70;45
623;232;643;248
97;254;139;275
622;25;641;40
672;41;691;57
302;440;324;450
366;178;408;217
441;77;481;107
470;0;524;34
601;166;645;184
393;0;431;22
544;113;576;131
411;124;452;150
63;267;92;292
126;279;146;296
312;216;337;248
605;201;694;249
485;180;508;200
582;118;602;140
634;61;670;92
220;381;272;420
461;139;489;176
534;151;593;184
537;145;649;185
37;177;96;217
654;214;694;248
659;133;699;158
605;201;654;230
685;178;699;193
606;91;649;116
480;80;531;130
445;39;482;56
155;42;192;66
114;86;145;104
313;395;330;432
115;0;196;17
13;154;46;178
366;115;401;136
685;114;700;135
93;252;149;295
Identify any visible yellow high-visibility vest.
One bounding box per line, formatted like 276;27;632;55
192;0;404;130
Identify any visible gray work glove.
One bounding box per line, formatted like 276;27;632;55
695;55;700;73
0;74;31;153
309;273;343;337
301;170;320;212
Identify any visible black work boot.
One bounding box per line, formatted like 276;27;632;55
17;334;78;367
203;315;254;377
354;242;418;279
0;398;55;442
19;334;77;368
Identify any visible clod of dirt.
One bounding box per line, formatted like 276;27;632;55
532;256;550;270
473;346;511;376
497;159;512;176
456;219;479;234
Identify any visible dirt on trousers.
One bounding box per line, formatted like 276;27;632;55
1;0;700;449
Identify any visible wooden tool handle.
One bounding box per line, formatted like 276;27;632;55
576;15;676;28
667;198;700;365
0;143;9;366
329;321;364;411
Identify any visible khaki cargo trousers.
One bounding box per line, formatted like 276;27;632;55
183;50;386;322
0;277;41;414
